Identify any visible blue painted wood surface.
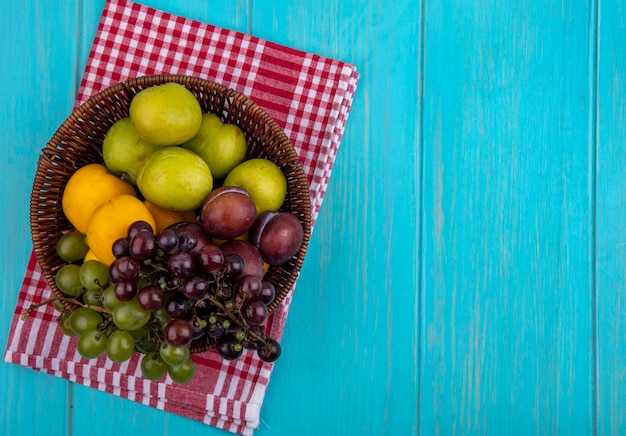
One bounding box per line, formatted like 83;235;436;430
1;0;624;434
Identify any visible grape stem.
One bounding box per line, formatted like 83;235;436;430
198;293;270;345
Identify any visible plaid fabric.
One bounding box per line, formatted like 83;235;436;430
3;0;359;434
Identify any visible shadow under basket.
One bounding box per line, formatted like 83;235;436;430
30;74;312;354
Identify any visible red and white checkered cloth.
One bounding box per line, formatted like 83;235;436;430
3;0;359;434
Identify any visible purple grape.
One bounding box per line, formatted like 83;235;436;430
223;254;244;278
114;279;137;301
189;314;207;340
216;334;243;360
197;244;224;274
259;280;276;305
171;223;212;257
129;231;157;261
164;318;193;346
165;294;191;319
167;252;195;279
257;339;281;362
241;298;268;326
206;322;225;339
137;285;164;312
178;232;198;253
153;270;172;290
112;237;130;259
157;229;179;254
181;276;209;300
111;256;140;280
237;275;263;300
127;220;154;239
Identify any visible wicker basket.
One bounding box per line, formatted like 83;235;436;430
30;74;312;353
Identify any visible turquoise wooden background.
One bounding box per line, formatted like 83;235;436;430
1;0;625;434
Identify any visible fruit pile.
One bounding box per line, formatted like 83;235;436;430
50;82;305;384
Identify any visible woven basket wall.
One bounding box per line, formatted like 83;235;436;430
30;74;312;353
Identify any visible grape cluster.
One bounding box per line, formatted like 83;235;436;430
54;219;283;385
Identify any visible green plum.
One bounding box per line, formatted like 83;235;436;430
129;82;202;146
182;113;247;180
102;117;165;185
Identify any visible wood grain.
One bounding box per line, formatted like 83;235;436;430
597;0;626;434
2;0;626;435
420;0;596;434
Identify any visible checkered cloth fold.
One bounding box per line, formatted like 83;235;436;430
3;0;358;434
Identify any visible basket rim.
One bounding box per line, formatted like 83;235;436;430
30;73;312;353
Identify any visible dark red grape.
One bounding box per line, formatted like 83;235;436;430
128;220;154;239
223;254;244;278
164;318;193;346
241;298;268;326
157;228;179;253
165;294;191;320
168;252;195;278
259;280;276;305
153;270;172;290
171;223;212;257
129;231;157;261
200;186;256;240
221;240;265;280
189;315;207;340
111;256;140;280
206;322;225;339
114;279;137;301
137;285;164;312
257;339;281;362
216;334;243;360
178;231;198;252
112;237;130;259
249;211;304;266
197;244;224;273
237;275;263;300
181;276;209;300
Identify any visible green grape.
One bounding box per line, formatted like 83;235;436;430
52;299;65;313
128;326;148;341
141;351;168;381
79;260;109;291
77;330;107;359
159;343;190;367
135;338;158;353
105;330;135;363
56;231;89;263
168;357;195;384
112;298;151;331
68;307;102;335
82;288;103;307
102;285;123;310
59;313;78;336
55;264;84;297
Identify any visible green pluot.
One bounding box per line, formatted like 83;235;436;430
129;82;203;146
102;117;166;185
223;158;287;215
182;113;247;180
137;146;213;211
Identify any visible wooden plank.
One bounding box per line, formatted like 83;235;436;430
251;1;420;434
0;0;82;433
420;0;596;433
596;0;626;433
